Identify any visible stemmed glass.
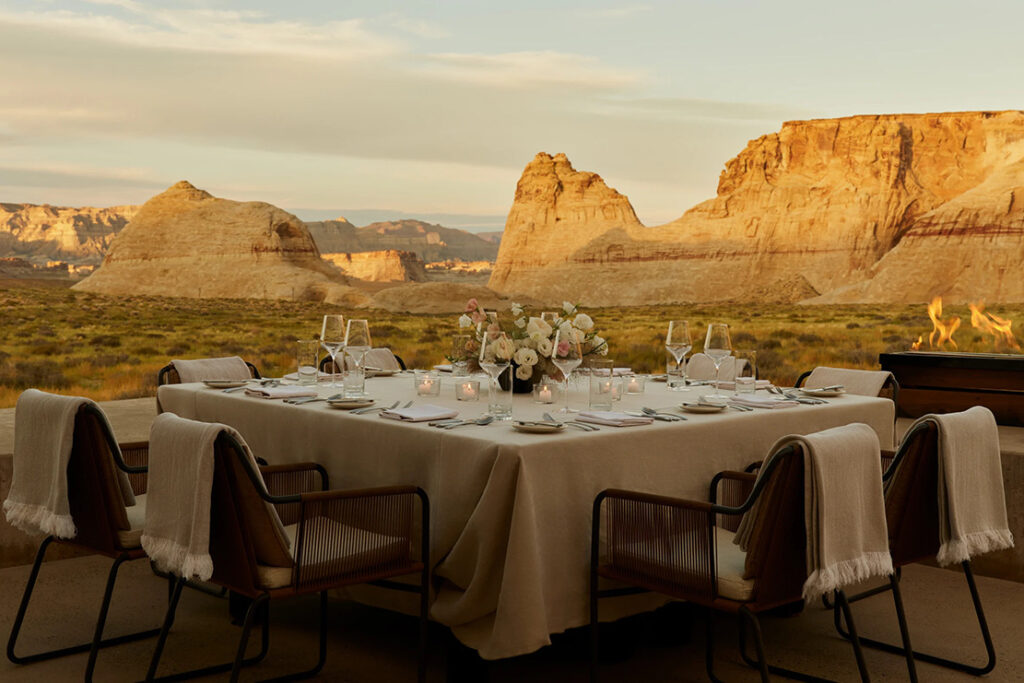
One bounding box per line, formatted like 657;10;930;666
344;319;372;396
478;331;512;418
551;327;582;414
320;314;345;388
704;323;733;400
665;320;693;392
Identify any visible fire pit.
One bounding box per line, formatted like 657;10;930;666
879;352;1024;426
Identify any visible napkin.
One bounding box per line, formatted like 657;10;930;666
380;404;458;422
729;395;800;409
577;411;654;427
713;379;772;391
243;386;318;400
613;368;633;376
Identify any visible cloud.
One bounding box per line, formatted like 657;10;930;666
0;162;164;191
420;50;646;90
588;4;654;19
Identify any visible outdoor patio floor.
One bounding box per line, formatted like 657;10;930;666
1;553;1022;682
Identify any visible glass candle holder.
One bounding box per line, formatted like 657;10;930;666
414;370;441;397
533;378;557;404
624;375;645;394
455;379;480;401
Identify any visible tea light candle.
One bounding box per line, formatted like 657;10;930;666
626;376;645;394
610;380;623;401
539;385;553;402
417;377;435;396
456;380;480;401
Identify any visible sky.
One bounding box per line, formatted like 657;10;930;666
2;0;1023;231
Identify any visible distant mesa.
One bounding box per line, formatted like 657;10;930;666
321;249;428;283
73;181;368;305
306;218;498;263
0;201;137;265
490;112;1024;305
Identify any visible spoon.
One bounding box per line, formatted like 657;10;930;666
444;415;495;429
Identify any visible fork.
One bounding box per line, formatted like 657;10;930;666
353;400;399;415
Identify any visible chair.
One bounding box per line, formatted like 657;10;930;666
144;425;430;682
319;347;407;375
833;416;1003;679
6;398;157;682
590;443;874;682
157;359;261;386
796;366;899;404
685;354;749;382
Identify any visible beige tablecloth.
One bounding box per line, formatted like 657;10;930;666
158;375;894;659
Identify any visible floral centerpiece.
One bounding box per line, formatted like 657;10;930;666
457;298;608;391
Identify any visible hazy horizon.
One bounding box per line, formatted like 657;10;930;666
4;1;1024;226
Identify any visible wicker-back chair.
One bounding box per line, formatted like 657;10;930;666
319;347;407;374
6;402;157;682
833;418;999;680
591;444;874;681
157;360;261;386
144;428;430;682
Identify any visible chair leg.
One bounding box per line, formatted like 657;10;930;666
229;593;271;683
589;574;599;683
419;565;430;683
738;607;770;683
704;607;726;683
146;577;185;682
888;575;918;682
8;538;160;670
834;589;871;682
834;562;995;676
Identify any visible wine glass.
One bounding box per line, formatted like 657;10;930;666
478;331;512;418
320;314;345;388
551;328;582;414
344;319;372;396
704;323;733;400
665;320;692;392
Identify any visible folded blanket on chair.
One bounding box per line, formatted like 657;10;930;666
910;407;1014;566
171;356;251;383
803;367;893;397
3;389;135;539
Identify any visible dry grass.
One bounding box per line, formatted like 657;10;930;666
0;286;1021;409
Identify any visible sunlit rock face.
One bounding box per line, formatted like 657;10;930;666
0;202;137;264
321;249;428;283
73;181;369;305
490;112;1024;305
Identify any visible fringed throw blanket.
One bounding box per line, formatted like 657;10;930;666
171;356;251;383
803;366;893;397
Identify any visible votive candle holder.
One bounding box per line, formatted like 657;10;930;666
455;379;480;401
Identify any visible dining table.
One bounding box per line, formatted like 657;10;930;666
157;373;895;660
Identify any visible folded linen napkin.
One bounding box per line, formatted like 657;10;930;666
577;411;654;427
244;386;317;400
4;389;135;539
803;366;892;397
714;379;772;391
171;356;251;384
729;395;800;409
738;424;892;598
900;407;1014;566
380;404;458;422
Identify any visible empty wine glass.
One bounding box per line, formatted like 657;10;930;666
551;328;582;413
478;330;512;418
320;314;345;388
704;323;733;400
344;319;371;396
665;320;693;392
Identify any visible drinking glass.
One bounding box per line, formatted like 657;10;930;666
704;323;733;400
665;320;693;391
479;331;513;419
320;314;345;388
451;334;472;376
588;359;615;411
295;340;320;386
344;319;372;397
551;328;582;414
733;350;757;394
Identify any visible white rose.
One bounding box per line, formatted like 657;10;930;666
514;316;527;328
591;335;608;355
514;347;538;366
572;313;594;331
458;314;473;328
563;301;575;315
526;316;552;337
511;302;523;315
492;336;515;360
536;337;553;357
515;363;533;381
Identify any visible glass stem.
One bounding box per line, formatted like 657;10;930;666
714;362;722;395
564;375;571;412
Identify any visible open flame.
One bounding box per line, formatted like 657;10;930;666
912;297;1020;351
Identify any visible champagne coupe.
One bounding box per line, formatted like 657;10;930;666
551;328;582;414
320;314;345;388
478;331;512;418
344;319;372;395
704;323;733;400
665;320;693;392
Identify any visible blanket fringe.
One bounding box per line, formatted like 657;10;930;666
3;500;76;539
141;534;214;582
938;528;1015;567
803;551;893;599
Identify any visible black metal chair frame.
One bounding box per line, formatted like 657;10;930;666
590;445;872;682
6;403;162;682
831;419;997;680
144;430;431;683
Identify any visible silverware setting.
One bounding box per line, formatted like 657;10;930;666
729;404;754;412
641;407;687;421
352;400;401;415
767;386;827;404
544;412;599;431
285;393;343;405
442;415;495;429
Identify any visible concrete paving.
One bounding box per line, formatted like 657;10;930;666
1;555;1023;682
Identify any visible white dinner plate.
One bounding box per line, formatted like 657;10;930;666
801;388;847;398
433;364;453;373
513;421;566;434
203;380;248;389
367;369;398;377
326;398;375;410
680;402;727;414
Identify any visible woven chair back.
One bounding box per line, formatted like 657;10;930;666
884;421;941;566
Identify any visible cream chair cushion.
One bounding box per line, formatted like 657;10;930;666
117;493;147;549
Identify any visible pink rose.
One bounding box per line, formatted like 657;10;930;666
465;298;479;313
556;340;569;357
471;309;486;324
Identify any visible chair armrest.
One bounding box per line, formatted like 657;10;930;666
709;471;757;531
261;462;329;493
117;441;149;494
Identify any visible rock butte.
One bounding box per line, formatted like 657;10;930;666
73;181;369;305
0;202;137;265
490;112;1024;305
321;249;428;283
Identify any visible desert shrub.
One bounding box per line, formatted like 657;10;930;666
35;325;56;336
761;339;782;350
0;360;71;388
28;339;61;355
90;334;122;348
374;324;402;336
839;348;876;366
217;342;246;355
165;344;190;355
845;322;861;329
797;333;823;344
769;329;796;339
732;331;758;345
92;354;132;367
881;334;903;344
418;329;441;343
132;346;162;357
